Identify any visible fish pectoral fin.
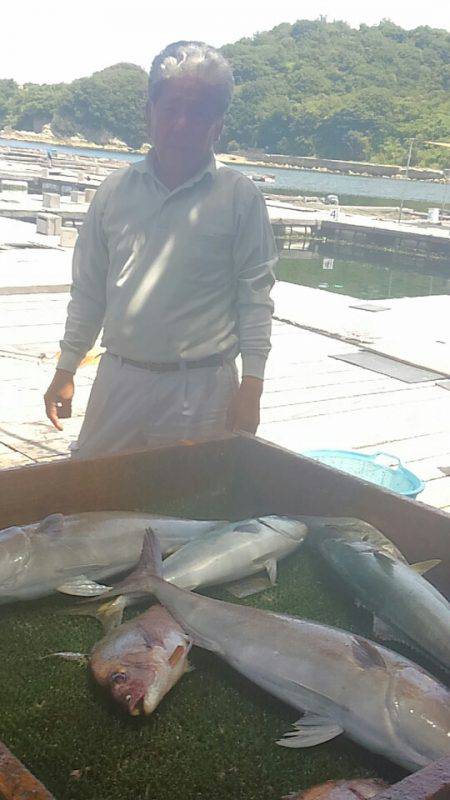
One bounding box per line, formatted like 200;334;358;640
64;596;127;633
264;558;277;585
410;559;441;575
96;596;128;633
168;644;188;668
38;513;64;535
226;574;272;598
56;575;112;597
234;522;261;533
276;713;343;748
372;616;412;648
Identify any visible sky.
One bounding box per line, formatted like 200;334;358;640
2;0;450;85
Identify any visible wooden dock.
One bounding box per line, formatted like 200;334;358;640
1;283;450;512
260;320;450;511
267;201;450;258
0;196;87;225
320;218;450;258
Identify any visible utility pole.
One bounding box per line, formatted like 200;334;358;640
397;137;415;223
441;169;450;218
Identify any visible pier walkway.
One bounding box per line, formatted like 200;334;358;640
1;282;450;511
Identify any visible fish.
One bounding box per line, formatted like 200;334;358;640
300;516;439;572
303;518;450;673
162;515;308;591
89;603;191;715
87;516;308;628
113;530;450;772
0;512;226;604
282;778;388;799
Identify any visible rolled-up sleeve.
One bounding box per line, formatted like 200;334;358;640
233;186;278;380
57;186;109;373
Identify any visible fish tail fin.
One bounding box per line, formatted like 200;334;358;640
104;527;163;599
64;595;128;634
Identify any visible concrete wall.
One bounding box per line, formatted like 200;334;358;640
236;151;444;181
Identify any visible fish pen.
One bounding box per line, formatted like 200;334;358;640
0;433;449;800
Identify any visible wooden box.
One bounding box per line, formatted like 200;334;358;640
0;433;449;799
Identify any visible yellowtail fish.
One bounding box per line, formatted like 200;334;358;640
0;511;226;604
112;530;450;772
303;517;449;674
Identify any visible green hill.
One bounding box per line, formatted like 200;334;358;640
1;19;449;166
0;63;148;150
221;19;450;167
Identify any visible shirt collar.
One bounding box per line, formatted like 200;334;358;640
132;149;217;192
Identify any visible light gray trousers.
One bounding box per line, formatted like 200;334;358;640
71;352;239;459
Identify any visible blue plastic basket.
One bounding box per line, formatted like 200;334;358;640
302;449;425;499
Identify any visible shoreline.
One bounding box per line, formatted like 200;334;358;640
0;128;135;154
221;153;446;183
0;129;446;183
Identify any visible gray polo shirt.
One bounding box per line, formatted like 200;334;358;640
57;154;277;379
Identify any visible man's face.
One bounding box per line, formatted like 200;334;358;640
149;75;224;165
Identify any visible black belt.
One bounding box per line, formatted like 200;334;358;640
108;352;226;372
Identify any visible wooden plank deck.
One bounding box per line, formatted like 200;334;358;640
259;320;450;511
273;282;450;372
1;290;450;514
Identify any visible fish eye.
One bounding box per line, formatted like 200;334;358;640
110;671;127;684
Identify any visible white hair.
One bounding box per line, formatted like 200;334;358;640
148;41;234;116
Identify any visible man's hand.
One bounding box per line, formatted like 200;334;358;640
44;370;75;431
227;376;263;435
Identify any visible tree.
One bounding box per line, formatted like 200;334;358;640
0;79;19;127
12;83;67;132
53;63;148;148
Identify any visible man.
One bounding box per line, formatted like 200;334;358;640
44;41;277;458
